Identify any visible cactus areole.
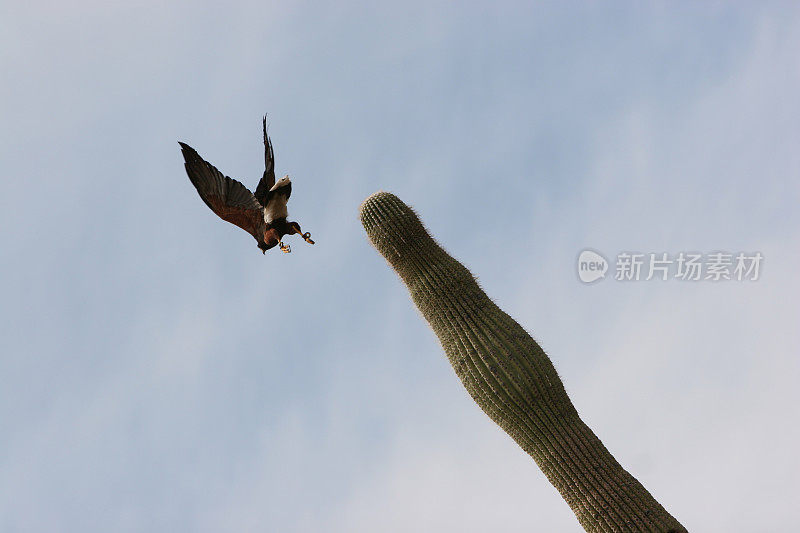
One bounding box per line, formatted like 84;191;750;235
360;191;686;533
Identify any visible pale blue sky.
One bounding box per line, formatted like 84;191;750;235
1;2;799;532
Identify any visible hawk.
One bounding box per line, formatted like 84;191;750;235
179;117;314;254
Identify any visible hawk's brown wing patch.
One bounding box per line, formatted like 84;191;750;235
179;142;264;238
254;116;276;206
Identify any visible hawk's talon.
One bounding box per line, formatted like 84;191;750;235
279;242;291;253
303;232;315;245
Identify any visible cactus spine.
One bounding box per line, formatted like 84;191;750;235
360;192;686;533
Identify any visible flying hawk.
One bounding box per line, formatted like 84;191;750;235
179;117;314;254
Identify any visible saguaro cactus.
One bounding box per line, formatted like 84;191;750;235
360;191;686;533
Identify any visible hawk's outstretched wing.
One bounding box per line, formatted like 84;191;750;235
179;142;264;238
254;115;276;206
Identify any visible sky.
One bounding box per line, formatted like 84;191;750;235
1;2;799;532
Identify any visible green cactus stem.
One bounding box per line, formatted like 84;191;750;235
360;191;686;533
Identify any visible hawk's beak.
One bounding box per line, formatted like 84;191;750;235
262;249;266;254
